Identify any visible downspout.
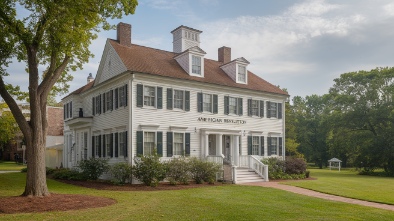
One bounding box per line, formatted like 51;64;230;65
128;73;134;166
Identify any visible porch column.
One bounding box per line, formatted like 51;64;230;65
204;133;209;157
234;135;239;166
217;134;223;157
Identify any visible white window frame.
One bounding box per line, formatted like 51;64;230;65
192;55;201;75
203;93;213;113
270;137;278;156
251;100;259;116
270;102;278;118
252;136;260;155
173;132;185;156
229;97;238;115
173;90;184;110
105;91;113;112
143;86;156;107
143;131;156;155
236;65;247;84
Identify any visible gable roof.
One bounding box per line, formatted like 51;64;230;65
62;80;94;100
109;40;288;96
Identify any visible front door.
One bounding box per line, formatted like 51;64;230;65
208;134;216;155
223;135;231;164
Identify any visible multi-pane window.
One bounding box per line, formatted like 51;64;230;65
252;136;260;155
192;55;201;75
251;100;259;116
144;132;155;155
63;101;73;119
174;90;184;109
95;136;100;157
95;95;101;114
270;138;277;155
105;134;111;157
144;86;156;107
229;97;237;114
238;65;246;82
83;132;88;160
106;91;113;111
203;94;212;112
119;132;125;156
173;133;184;155
270;102;278;118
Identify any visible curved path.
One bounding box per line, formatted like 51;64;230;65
242;181;394;211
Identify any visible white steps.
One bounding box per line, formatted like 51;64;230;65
235;167;265;184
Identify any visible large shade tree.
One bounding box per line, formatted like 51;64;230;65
0;0;138;196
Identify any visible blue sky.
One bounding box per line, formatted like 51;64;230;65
5;0;394;101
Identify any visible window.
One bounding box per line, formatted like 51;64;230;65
95;136;101;157
173;133;184;155
203;94;212;112
119;132;125;156
248;136;264;156
105;134;112;158
106;91;113;112
238;65;246;83
198;93;217;114
144;86;156;107
248;99;264;117
144;132;155;155
95;95;101;115
63;101;73;119
267;101;282;119
174;90;184;109
252;136;260;155
269;137;277;155
229;97;237;114
192;55;201;75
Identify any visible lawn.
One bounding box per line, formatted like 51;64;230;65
0;161;26;171
1;173;394;221
286;168;394;205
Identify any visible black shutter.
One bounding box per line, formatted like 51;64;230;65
98;95;102;114
157;132;163;156
167;132;173;157
248;99;252;116
157;87;163;109
238;98;243;116
268;137;272;156
92;136;95;158
92;97;95;115
70;102;72;118
267;101;271;118
137;131;143;156
115;133;119;157
98;135;102;157
185;133;190;156
124;84;128;106
110;133;113;157
197;92;203;112
279;137;283;156
224;96;229;115
248;136;252;155
167;88;173;109
110;90;114;111
260;136;264;156
260;100;264;118
103;135;106;157
185;91;190;111
114;88;119;109
124;131;128;157
213;94;218;114
137;84;143;107
65;103;68;118
63;104;66;119
103;93;106;113
278;103;282;119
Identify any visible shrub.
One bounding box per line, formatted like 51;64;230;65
132;151;167;187
262;158;287;180
166;157;191;185
46;167;55;175
285;157;307;175
305;170;310;178
189;157;221;184
20;167;27;173
78;158;109;180
52;168;85;180
109;162;132;184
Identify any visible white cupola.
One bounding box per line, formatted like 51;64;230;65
171;26;202;53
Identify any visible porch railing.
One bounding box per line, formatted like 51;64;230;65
206;155;224;167
238;155;269;182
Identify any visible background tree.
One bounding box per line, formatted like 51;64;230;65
0;103;19;151
0;0;138;197
284;101;303;158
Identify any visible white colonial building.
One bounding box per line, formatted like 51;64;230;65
62;23;288;183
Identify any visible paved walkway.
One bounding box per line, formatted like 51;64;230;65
242;181;394;211
0;171;20;173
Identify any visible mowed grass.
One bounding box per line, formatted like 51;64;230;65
286;169;394;205
1;173;394;221
0;161;26;171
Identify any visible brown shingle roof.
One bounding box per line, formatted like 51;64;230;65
62;80;94;99
110;40;288;96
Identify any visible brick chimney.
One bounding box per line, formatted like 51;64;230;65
117;22;132;47
218;46;231;63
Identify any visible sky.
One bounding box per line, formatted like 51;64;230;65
4;0;394;101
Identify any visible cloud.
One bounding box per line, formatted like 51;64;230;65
144;0;183;10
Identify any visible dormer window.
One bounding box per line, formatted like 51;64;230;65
192;55;201;75
238;65;246;83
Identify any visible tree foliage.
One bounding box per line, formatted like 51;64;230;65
0;0;138;196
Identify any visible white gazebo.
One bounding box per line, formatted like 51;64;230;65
328;158;342;171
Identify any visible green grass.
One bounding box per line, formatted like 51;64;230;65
1;173;394;220
0;161;26;171
286;168;394;205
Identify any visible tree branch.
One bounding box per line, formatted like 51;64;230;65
38;55;70;99
0;77;31;139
